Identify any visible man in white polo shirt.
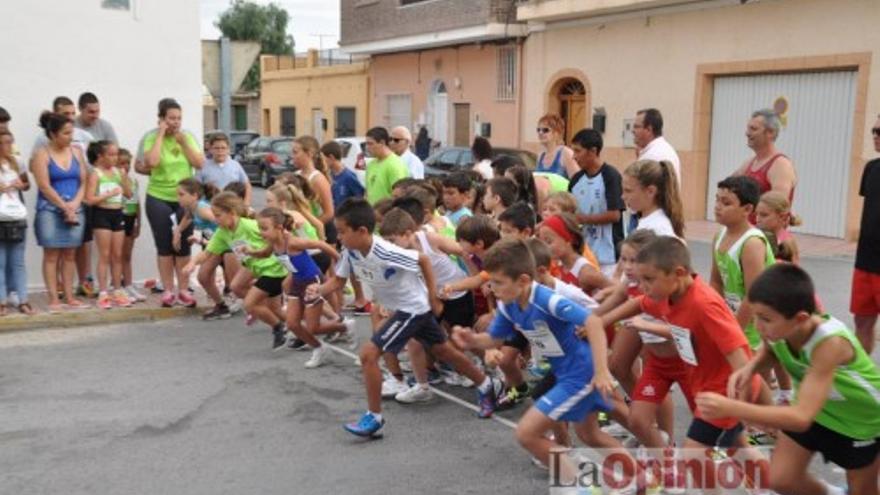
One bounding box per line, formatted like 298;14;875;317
633;108;681;183
389;126;424;179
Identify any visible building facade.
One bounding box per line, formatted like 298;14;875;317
340;0;528;148
260;50;370;142
517;0;880;239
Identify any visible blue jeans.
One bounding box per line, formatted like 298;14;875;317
0;234;27;304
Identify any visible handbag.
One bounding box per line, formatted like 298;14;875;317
0;190;27;221
0;220;26;242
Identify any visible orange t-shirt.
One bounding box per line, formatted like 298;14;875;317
640;275;752;429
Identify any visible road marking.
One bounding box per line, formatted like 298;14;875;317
323;342;517;430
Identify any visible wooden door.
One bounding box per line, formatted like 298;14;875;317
453;103;470;147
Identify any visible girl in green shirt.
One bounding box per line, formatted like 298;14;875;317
183;192;290;351
696;264;880;495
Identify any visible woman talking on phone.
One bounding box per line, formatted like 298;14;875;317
137;98;204;307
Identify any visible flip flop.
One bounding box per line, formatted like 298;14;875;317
66;299;90;310
47;303;65;314
17;303;35;316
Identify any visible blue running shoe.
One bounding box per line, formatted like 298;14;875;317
344;412;385;438
477;379;498;419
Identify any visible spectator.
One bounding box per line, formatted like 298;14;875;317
633;108;681;184
321;141;364;208
195;133;251;205
30;96;94;161
489;154;525;179
75;92;118;143
364;127;409;205
31;112;87;312
136;98;204;308
0;130;33;315
569;128;624;276
734;108;797;224
852;114;880;353
471;136;493;180
389;126;424;179
535;113;578;177
414;126;431;161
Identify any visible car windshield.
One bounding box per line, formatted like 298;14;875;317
272;140;292;155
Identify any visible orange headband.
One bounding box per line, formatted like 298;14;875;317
541;215;575;243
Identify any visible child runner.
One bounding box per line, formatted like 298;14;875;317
755;190;801;264
251;207;354;368
441;172;473;227
498;202;537;239
621;159;684;238
696;264;880;495
117;147;147;302
306;198;499;437
541;190;579;220
452;238;643;491
182;192;289;350
537;213;608;294
482;177;518;220
85;141;133;309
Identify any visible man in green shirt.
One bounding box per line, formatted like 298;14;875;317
364;127;409;205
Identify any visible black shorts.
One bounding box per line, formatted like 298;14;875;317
503;331;530;353
371;310;446;355
92;207;125;232
123;214;137;237
687;417;744;448
784;421;880;470
531;372;556;401
311;252;332;274
253;275;285;298
145;195;193;257
82;204;94;243
440;292;475;327
288;274;323;305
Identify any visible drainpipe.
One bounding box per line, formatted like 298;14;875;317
514;38;524;149
219;36;232;133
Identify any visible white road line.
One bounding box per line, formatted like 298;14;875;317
323;342;517;430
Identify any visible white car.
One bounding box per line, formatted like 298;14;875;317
334;137;367;185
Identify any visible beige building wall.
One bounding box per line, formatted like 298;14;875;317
370;44;521;147
521;0;879;238
261;55;370;140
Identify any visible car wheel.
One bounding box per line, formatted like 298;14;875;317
260;168;269;188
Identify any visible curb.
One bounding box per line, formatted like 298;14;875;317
0;306;201;334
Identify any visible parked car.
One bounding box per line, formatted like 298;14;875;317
423;146;537;177
203;130;259;159
334;137;367;185
239;136;294;187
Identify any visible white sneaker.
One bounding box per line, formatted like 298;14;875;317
305;345;329;368
226;297;243;314
394;384;433;403
381;376;408;399
125;285;147;302
342;318;358;350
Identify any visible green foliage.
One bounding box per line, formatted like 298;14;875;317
215;0;295;91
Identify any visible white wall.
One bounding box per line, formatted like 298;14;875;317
0;0;203;288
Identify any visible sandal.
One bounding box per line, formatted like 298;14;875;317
17;303;35;316
47;303;65;314
66;299;90;310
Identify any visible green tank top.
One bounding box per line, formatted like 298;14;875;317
535;172;570;192
714;227;775;349
96;168;124;206
297;220;319;241
769;316;880;440
124;178;139;215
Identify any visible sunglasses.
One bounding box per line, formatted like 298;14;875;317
536;127;551;134
390;137;407;143
872;128;880;137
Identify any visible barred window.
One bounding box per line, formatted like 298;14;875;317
497;46;516;101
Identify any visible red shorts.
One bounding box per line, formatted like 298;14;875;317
851;268;880;316
631;353;694;411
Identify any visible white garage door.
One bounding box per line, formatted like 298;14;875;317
706;71;857;238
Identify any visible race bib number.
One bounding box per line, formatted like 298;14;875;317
522;320;565;358
276;254;297;274
636;314;669;344
670;325;698;366
724;293;742;314
230;240;250;262
99;181;122;203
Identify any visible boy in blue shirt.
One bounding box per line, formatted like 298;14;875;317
452;238;634;488
322;141;365;208
442;172;473;226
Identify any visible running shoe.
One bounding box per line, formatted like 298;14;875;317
125;285;147;302
202;303;232;321
177;291;197;308
97;291;113;310
245;313;255;326
381;375;408;399
226;298;243;314
476;378;498;419
344;412;384;438
346;301;372;315
77;279;97;298
496;384;530;411
527;359;552;378
112;289;132;307
272;327;288;351
305;345;330;368
395;384;433;403
160;292;176;308
287;338;308;351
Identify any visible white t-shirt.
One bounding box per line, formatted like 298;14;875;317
638;136;681;185
400;149;424;180
636;209;676;237
335;235;429;314
550;278;598;310
473;159;493;181
31;128;94;162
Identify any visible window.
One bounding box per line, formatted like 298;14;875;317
233;105;248;131
101;0;130;10
496;45;516;101
335;107;356;138
272;139;293;156
280;107;296;137
385;94;411;130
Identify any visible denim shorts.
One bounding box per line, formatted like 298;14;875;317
34;204;84;249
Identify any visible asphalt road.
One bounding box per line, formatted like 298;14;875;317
0;229;864;494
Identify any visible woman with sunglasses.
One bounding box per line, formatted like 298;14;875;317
535;113;578;178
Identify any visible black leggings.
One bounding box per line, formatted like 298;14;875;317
145;195;193;257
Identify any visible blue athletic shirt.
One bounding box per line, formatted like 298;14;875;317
489;282;594;381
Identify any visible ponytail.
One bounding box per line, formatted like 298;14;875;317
625;159;685;238
211;191;247;218
258;206;296;231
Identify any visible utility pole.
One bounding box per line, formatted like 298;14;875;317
219;36;232;132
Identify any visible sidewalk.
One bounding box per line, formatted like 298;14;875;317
685;220;856;259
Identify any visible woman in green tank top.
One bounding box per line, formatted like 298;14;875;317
696;264;880;495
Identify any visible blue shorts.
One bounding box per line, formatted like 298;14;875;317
534;376;609;422
34;205;84;249
371;310;446;354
